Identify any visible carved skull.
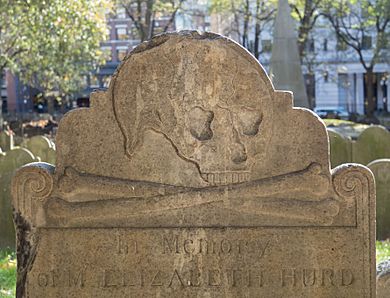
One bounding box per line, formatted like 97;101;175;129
113;34;273;185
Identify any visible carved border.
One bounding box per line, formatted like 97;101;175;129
11;162;55;298
332;163;376;297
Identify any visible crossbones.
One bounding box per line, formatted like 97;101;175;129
45;163;340;226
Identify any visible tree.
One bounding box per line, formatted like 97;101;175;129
275;0;323;109
0;0;111;114
118;0;185;42
210;0;276;59
0;1;33;77
290;0;323;61
322;0;390;117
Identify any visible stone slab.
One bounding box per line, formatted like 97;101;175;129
0;130;14;152
368;159;390;240
11;31;376;297
353;126;390;165
21;135;56;164
377;260;390;298
0;148;36;248
328;129;352;168
27;227;370;297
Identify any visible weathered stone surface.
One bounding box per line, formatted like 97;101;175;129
11;32;376;297
368;159;390;240
0;148;37;248
377;260;390;298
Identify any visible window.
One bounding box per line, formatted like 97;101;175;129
116;28;127;40
362;35;372;50
90;75;100;88
338;73;349;108
262;39;272;53
323;71;329;83
336;36;348;51
117;49;127;61
1;73;6;88
323;39;328;51
306;39;315;52
103;76;111;88
116;7;126;19
81;75;88;88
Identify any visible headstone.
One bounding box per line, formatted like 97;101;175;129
0;148;37;248
367;159;390;240
353;126;390;165
269;0;309;108
0;130;14;151
328;129;352;168
21;135;56;164
377;260;390;298
11;32;375;297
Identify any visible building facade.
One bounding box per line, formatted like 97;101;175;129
176;1;389;115
2;1;389;117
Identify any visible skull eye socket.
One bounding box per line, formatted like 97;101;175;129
188;106;214;141
238;109;262;136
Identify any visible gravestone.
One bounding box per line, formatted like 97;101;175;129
21;135;56;164
328;129;352;168
353;126;390;165
367;159;390;240
0;148;37;248
377;260;390;298
0;130;14;152
12;32;376;297
270;0;309;108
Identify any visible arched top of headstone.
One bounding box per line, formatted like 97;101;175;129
56;31;330;188
354;125;390;165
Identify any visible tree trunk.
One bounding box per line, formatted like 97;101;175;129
145;0;154;41
47;96;55;115
254;0;261;59
242;0;250;49
297;0;313;61
365;68;376;117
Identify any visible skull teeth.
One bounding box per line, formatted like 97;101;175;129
201;172;251;185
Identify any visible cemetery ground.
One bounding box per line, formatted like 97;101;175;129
0;248;16;298
0;242;390;297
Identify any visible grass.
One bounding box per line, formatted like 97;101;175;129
377;240;390;264
0;241;389;296
323;119;359;126
0;249;16;298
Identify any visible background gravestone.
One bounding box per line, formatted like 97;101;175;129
11;32;375;297
328;129;352;167
352;126;390;165
21;135;56;164
377;260;390;298
367;159;390;240
0;130;14;152
0;148;37;248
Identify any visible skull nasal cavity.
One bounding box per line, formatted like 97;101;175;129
189;106;214;141
231;143;247;164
